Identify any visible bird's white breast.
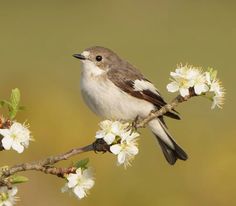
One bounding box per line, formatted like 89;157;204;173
80;61;155;120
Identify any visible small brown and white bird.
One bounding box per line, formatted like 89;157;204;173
73;46;188;165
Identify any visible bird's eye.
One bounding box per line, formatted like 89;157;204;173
96;55;102;62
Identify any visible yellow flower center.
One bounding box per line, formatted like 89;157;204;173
11;133;17;139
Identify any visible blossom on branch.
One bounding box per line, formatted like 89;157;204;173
0;186;18;206
62;168;95;200
167;65;225;109
167;65;209;96
95;120;129;145
205;70;225;109
0;122;32;153
96;120;140;168
110;130;139;168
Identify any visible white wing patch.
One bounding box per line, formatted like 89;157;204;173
133;79;160;95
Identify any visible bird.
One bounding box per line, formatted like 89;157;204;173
73;46;188;165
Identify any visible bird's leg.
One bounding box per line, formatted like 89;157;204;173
131;115;142;131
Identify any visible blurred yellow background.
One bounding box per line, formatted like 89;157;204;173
0;0;235;205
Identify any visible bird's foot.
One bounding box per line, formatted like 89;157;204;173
130;115;142;131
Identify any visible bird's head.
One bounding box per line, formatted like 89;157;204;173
73;46;122;74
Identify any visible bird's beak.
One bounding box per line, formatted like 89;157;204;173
73;54;86;60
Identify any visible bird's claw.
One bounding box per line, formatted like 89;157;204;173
130;115;141;131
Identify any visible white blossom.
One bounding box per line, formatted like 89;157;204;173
95;120;129;145
95;120;140;167
167;65;209;96
205;71;225;109
0;122;32;153
191;71;209;95
110;130;139;168
211;94;224;109
167;66;193;96
0;186;18;206
62;168;95;200
167;65;225;109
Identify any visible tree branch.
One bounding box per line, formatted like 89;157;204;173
136;93;194;128
0;91;196;186
2;144;94;177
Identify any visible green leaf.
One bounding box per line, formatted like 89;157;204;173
10;175;29;184
9;88;21;119
74;158;89;169
10;88;20;109
0;88;25;119
9;109;17;120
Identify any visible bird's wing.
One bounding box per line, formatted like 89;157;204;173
107;65;180;120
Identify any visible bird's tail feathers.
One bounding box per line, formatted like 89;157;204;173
148;119;188;165
165;111;181;120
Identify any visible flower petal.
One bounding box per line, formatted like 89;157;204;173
110;144;122;155
127;145;139;155
166;82;179;93
0;186;18;206
211;95;224;109
117;152;126;164
0;129;11;138
99;120;112;130
2;137;13;150
12;142;24;153
95;131;104;139
83;179;95;189
73;186;86;199
120;131;130;141
194;84;209;95
179;88;189;97
67;174;79;188
111;121;120;134
125;132;139;143
104;133;115;145
205;72;211;84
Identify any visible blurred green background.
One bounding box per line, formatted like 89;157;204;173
0;0;235;205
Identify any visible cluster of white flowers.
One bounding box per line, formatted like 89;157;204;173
0;122;32;153
0;186;18;206
167;65;225;109
205;71;225;109
96;120;140;168
62;168;95;200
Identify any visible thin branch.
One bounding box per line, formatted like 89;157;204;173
0;92;195;186
136;94;193;128
3;144;94;177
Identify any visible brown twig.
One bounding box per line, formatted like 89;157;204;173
0;92;196;186
135;94;193;128
2;144;94;177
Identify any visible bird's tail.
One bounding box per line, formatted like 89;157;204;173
148;118;188;165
